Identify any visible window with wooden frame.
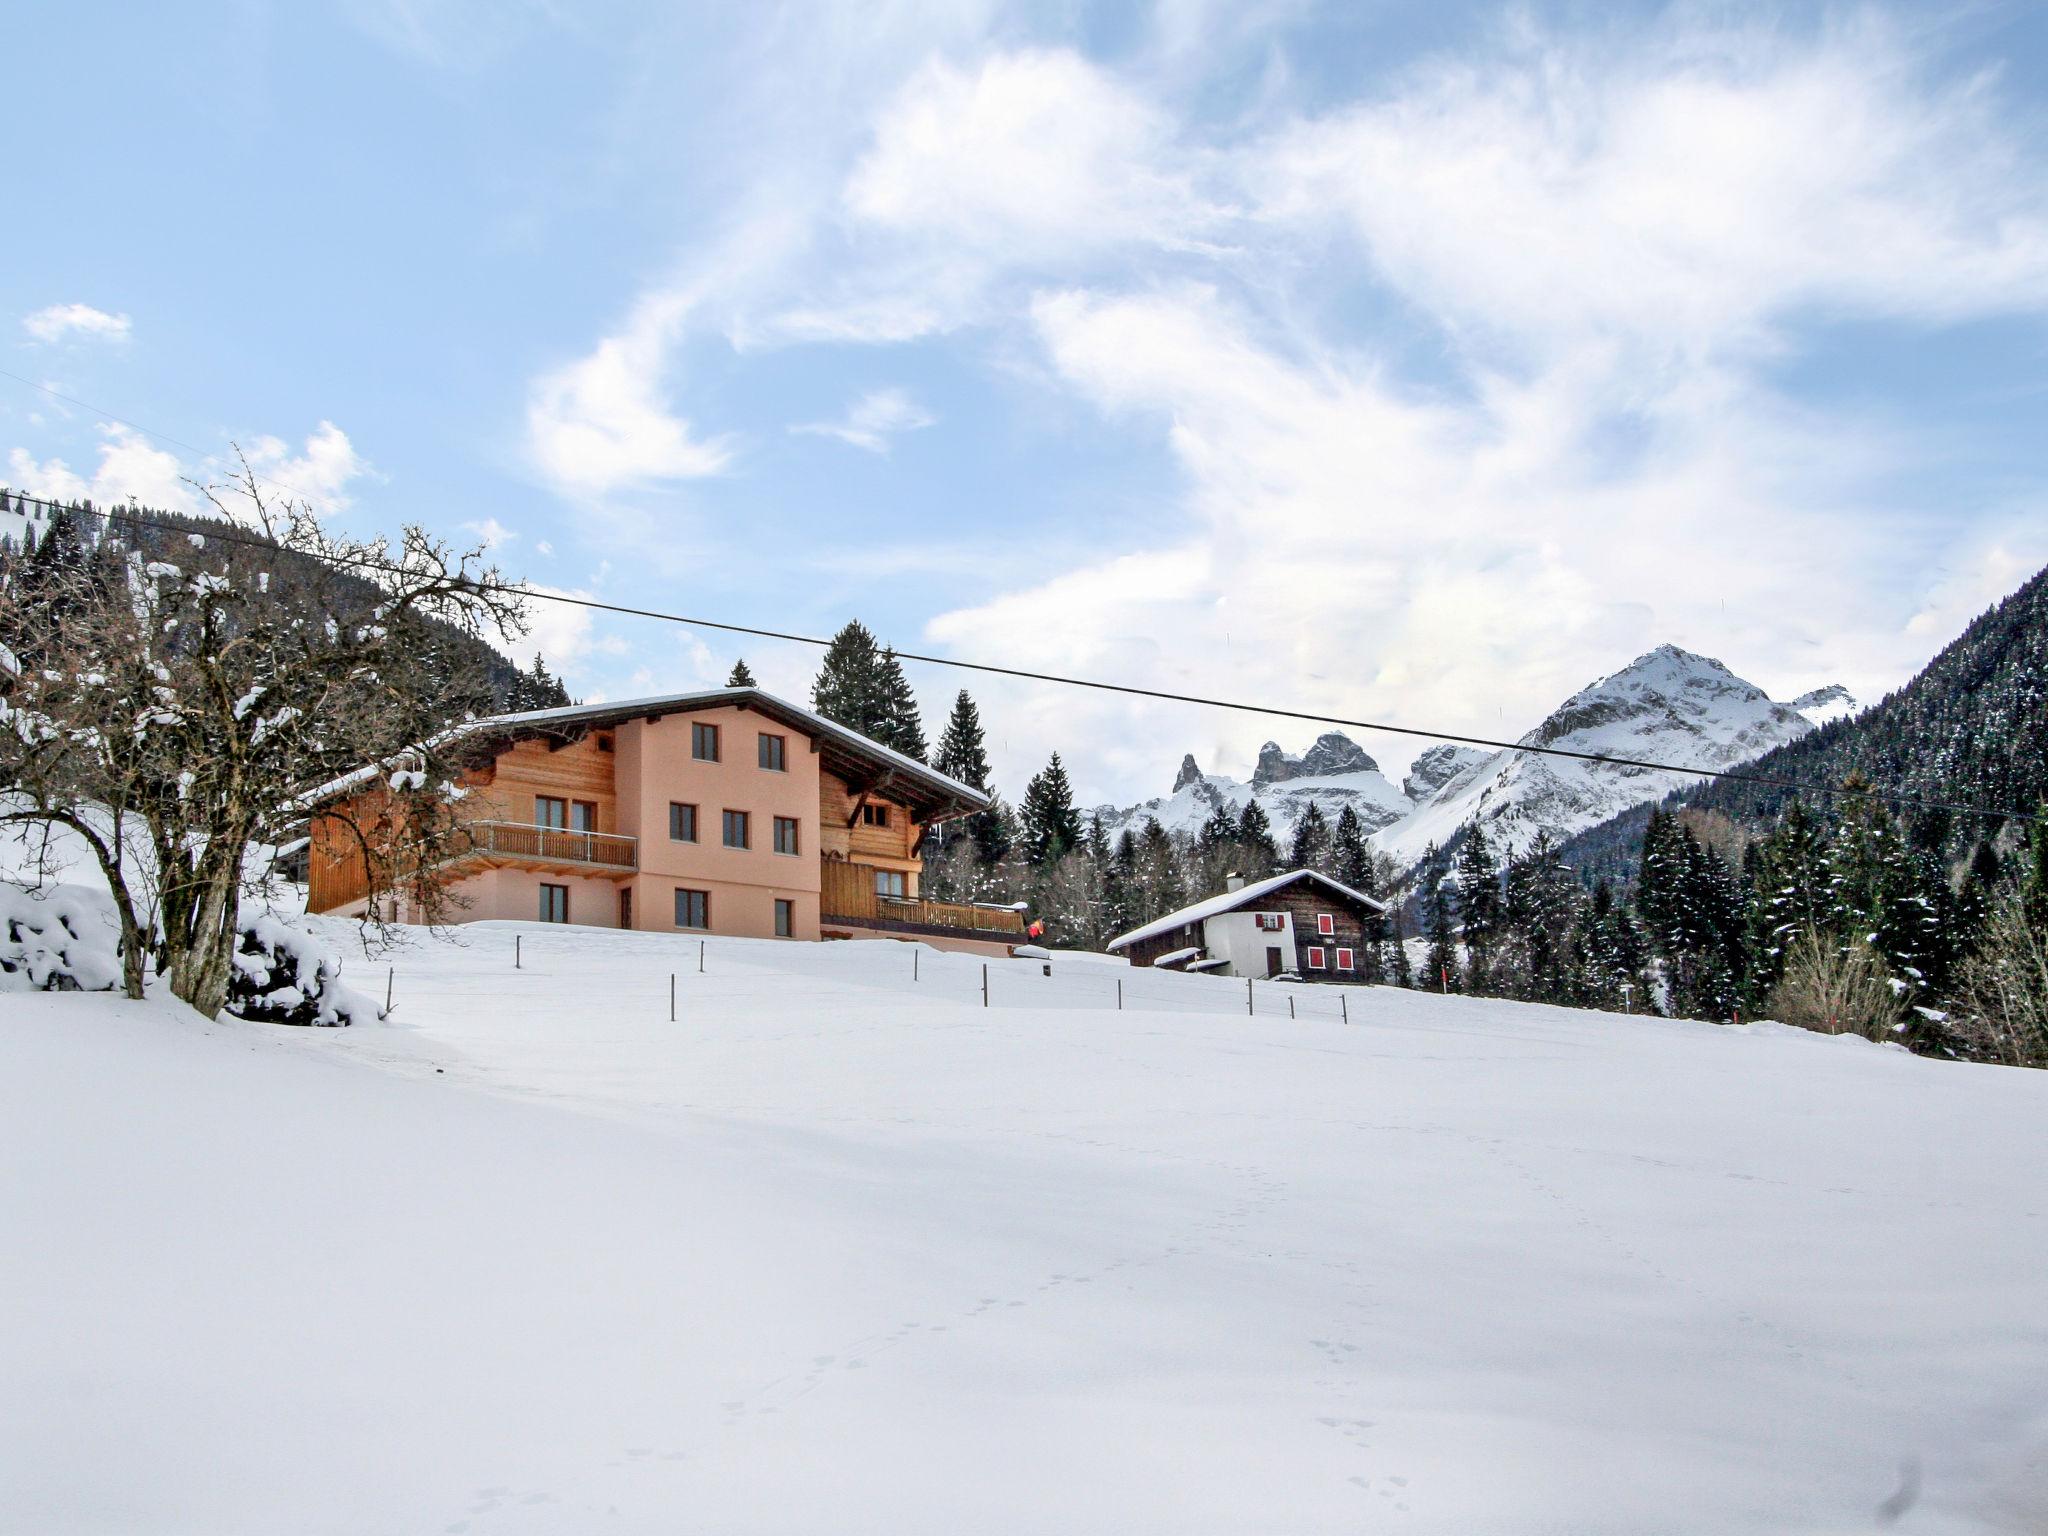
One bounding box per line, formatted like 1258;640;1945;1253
860;802;890;828
873;869;907;898
674;888;710;929
1256;912;1284;931
535;795;567;829
1335;947;1355;971
1306;945;1327;970
1316;912;1335;937
773;816;800;856
758;732;786;771
571;800;597;832
774;898;794;938
722;809;750;849
669;802;698;842
691;721;719;762
539;883;568;923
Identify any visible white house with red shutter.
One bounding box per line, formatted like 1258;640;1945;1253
1106;868;1385;981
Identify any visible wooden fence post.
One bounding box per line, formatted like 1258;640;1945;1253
1341;993;1349;1025
670;974;676;1022
1247;977;1254;1016
1116;978;1122;1011
385;966;393;1013
515;934;521;969
982;963;989;1009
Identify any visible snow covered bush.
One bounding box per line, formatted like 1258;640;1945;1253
1765;928;1907;1042
226;913;385;1027
0;881;124;992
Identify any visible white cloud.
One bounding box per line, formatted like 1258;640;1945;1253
462;517;519;549
8;426;196;513
845;49;1208;255
237;421;371;512
21;303;132;345
790;387;936;454
1252;14;2048;369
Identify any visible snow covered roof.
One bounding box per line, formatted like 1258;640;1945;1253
1185;956;1229;972
305;686;990;820
1106;868;1387;952
1151;946;1203;968
478;687;989;817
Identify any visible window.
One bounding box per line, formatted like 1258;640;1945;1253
669;802;698;842
539;883;568;923
758;733;786;771
774;898;794;938
773;816;800;856
1316;912;1335;937
1306;945;1327;970
674;888;710;929
1335;947;1355;972
535;795;567;829
1256;913;1284;932
571;800;597;832
860;802;890;828
619;888;633;929
873;869;907;899
692;722;719;762
722;809;750;849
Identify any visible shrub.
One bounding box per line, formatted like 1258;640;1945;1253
1765;928;1908;1042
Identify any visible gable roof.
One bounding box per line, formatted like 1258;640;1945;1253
306;686;990;822
1105;868;1386;952
473;686;990;822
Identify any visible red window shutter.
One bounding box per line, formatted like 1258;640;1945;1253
1317;913;1334;936
1307;946;1326;970
1336;948;1354;971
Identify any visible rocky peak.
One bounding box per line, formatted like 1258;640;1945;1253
1253;732;1378;786
1172;753;1205;793
1403;744;1489;803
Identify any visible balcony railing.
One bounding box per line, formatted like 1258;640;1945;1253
461;819;638;871
819;858;1027;939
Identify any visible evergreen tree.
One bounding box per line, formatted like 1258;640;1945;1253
1453;823;1502;994
1741;799;1831;1004
1136;817;1188;922
875;647;928;761
726;658;757;687
933;691;991;791
1102;830;1140;940
811;620;892;739
1332;805;1374;893
1235;800;1279;879
506;653;571;712
1389;907;1415;989
1019;753;1084;867
1423;872;1460;993
1288;801;1334;873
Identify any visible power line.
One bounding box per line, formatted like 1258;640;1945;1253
3;486;2040;827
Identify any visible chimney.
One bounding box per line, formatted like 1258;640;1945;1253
1224;871;1244;893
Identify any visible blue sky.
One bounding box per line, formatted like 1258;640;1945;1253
7;1;2048;804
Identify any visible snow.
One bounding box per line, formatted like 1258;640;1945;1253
1150;944;1202;967
1107;867;1385;952
0;881;123;991
6;925;2048;1533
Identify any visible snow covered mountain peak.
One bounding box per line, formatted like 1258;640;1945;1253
1172;753;1206;793
1789;684;1858;727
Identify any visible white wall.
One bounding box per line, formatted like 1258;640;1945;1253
1201;909;1296;978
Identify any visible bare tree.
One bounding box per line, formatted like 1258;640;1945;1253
1949;900;2048;1068
1765;928;1908;1042
0;458;524;1016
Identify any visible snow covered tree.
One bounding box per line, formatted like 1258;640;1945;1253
1019;753;1083;867
726;658;757;687
1135;816;1188;922
0;457;524;1015
1422;871;1459;993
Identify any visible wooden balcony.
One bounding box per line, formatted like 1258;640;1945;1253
461;819;638;873
819;858;1028;942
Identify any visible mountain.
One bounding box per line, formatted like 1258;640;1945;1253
1563;561;2048;874
1096;732;1412;844
1096;646;1851;872
1372;646;1838;867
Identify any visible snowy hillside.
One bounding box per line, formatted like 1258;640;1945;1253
1374;645;1839;866
1097;647;1849;872
6;923;2048;1533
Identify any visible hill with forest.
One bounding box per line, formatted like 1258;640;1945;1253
0;487;569;715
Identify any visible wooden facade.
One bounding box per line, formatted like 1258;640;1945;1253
1116;872;1383;981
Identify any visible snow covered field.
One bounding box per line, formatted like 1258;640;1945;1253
6;923;2048;1534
